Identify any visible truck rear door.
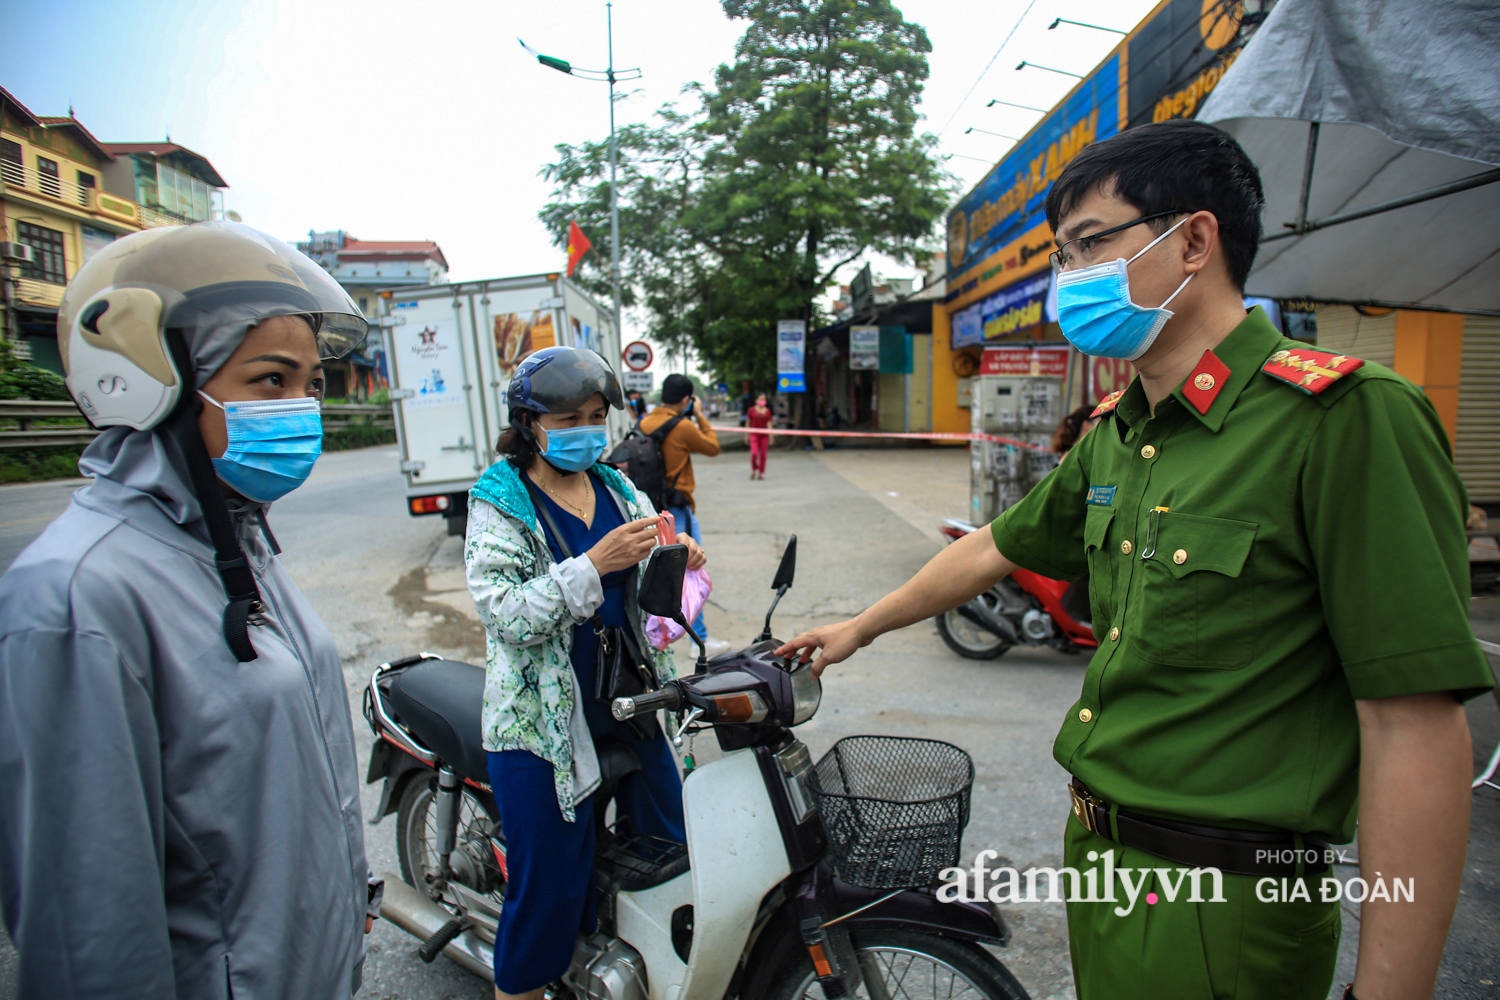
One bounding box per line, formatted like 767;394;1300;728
386;293;486;492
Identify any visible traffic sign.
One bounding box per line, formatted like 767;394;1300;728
623;371;653;393
622;341;654;372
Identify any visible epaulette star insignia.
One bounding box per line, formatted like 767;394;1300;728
1261;348;1364;395
1090;390;1125;419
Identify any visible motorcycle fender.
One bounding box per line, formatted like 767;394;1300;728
371;741;433;823
616;747;792;1000
839;885;1008;946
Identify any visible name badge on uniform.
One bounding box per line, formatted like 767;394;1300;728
1086;485;1116;507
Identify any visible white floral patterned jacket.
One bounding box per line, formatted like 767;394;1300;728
465;459;674;822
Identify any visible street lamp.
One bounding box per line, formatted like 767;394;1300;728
1016;60;1084;79
1048;17;1127;34
986;98;1049;113
519;3;642;347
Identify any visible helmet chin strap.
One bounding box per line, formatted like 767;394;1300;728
162;330;264;662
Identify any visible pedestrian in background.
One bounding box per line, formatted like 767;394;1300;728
746;392;772;479
639;373;728;654
626;389;647;422
1051;403;1100;454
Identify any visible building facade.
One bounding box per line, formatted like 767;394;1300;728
297;231;450;400
1;85;228;372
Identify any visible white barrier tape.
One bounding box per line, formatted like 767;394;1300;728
709;424;1052;452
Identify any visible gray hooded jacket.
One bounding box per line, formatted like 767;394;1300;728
0;420;374;998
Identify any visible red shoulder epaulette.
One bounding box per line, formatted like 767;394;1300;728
1261;348;1364;395
1090;390;1125;419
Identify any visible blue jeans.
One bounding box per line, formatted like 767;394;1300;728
666;504;708;640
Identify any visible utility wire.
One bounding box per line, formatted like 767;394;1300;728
937;0;1042;140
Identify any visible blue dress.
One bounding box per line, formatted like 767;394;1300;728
486;470;686;993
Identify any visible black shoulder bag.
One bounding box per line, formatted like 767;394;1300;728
523;476;662;739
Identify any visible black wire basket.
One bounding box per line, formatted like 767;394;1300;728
810;735;975;890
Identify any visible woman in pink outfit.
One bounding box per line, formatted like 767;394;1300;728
746;393;772;479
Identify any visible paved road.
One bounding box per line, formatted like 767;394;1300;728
0;446;1496;998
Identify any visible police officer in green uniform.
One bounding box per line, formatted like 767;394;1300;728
779;120;1494;1000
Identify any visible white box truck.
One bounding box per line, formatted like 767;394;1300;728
381;272;623;535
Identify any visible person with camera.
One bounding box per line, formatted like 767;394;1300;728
638;373;727;652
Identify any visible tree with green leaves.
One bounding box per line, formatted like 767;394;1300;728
540;0;951;387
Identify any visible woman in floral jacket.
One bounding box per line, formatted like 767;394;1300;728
465;347;704;1000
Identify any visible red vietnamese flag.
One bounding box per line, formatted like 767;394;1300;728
566;221;592;276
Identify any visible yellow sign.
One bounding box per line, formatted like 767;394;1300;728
1153;50;1239;122
95;193;138;223
945;220;1054;315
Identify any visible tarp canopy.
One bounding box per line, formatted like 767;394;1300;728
1197;0;1500;313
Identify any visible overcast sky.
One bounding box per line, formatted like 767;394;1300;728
4;0;1158;357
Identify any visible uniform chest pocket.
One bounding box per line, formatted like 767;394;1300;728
1134;512;1258;669
1084;507;1116;641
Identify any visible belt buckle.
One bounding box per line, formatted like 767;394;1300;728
1069;783;1106;835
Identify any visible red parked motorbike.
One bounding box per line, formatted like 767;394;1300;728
935;518;1099;660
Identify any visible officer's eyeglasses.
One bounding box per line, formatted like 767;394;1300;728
1049;211;1188;274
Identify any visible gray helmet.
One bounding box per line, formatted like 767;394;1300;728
507;346;624;418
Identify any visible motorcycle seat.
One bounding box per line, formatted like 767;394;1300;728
386;659;489;784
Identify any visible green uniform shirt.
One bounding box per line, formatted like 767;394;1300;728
992;308;1494;843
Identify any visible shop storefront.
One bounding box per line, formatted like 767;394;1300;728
932;0;1260;436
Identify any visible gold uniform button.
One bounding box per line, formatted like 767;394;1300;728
1193;372;1216;391
1120;539;1133;555
1109;626;1121;641
1173;548;1188;565
1079;708;1093;723
1141;444;1157;459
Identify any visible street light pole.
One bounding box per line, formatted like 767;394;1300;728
518;22;640;347
606;1;622;346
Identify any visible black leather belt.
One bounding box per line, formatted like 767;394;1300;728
1070;779;1330;878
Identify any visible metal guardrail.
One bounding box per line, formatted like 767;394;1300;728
0;399;394;449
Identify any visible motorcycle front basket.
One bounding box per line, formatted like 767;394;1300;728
810;735;974;890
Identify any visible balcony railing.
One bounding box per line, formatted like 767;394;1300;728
0;162;140;225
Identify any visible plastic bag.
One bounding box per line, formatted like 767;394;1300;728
645;510;713;650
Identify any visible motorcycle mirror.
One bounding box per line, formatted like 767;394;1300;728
639;544;709;671
759;534;797;643
770;535;797;591
639;544;689;619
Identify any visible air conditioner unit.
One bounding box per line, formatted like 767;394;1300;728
0;242;33;263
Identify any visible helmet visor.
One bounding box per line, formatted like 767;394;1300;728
518;348;625;414
103;222;370;359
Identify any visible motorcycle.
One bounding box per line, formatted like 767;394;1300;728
364;536;1032;1000
934;518;1098;661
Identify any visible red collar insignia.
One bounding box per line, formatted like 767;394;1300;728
1261;348;1364;395
1181;350;1232;415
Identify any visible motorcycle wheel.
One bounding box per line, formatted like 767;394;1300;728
395;776;507;914
769;929;1030;1000
935;597;1012;660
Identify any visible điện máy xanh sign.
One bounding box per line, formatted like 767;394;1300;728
946;54;1120;277
945;0;1251;285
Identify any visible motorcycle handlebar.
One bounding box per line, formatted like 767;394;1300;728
612;686;683;720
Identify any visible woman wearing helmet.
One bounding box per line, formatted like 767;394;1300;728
0;223;380;999
465;346;704;998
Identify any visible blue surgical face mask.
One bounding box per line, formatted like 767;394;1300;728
1054;217;1194;361
199;392;323;503
539;424;608;473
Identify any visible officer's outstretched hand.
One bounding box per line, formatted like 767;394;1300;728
776;619;870;679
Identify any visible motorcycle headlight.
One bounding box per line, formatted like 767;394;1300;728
789;661;821;726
